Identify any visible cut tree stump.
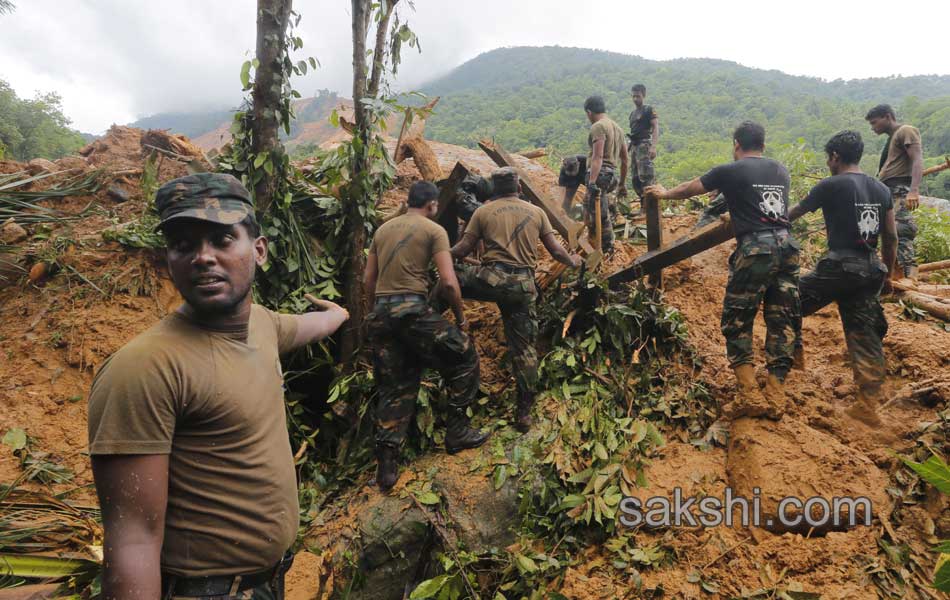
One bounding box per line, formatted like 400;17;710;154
608;215;734;286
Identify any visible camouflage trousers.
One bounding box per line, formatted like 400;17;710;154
629;140;655;199
797;252;889;397
695;193;728;230
722;230;801;379
887;183;918;269
455;263;539;397
367;300;479;447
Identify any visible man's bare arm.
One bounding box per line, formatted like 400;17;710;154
93;454;169;600
291;299;349;349
788;202;809;222
880;207;898;287
433;251;466;326
646;177;707;201
650;116;659;158
541;232;581;267
588;137;605;188
906;142;924;209
450;233;478;260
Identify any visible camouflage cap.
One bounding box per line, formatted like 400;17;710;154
490;167;519;196
154;173;254;230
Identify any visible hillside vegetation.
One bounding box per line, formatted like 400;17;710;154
422;47;950;196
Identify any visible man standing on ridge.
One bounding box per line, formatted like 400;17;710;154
364;181;490;492
626;83;659;212
88;173;350;599
450;167;581;432
558;95;628;252
646;121;801;420
866;103;924;279
788;130;897;427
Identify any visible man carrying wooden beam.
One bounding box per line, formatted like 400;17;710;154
788;130;897;427
866;104;924;280
558;95;628;253
449;168;581;432
645;121;800;420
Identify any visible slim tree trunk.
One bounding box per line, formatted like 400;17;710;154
251;0;292;212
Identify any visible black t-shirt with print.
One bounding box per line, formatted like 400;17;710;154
699;157;791;238
798;172;893;251
628;105;656;143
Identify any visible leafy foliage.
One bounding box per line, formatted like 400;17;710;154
0;79;85;161
914;207;950;264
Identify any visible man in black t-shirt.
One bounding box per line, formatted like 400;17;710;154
788;130;897;427
646;121;800;420
624;83;659;208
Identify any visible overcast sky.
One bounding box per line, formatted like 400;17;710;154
2;0;947;134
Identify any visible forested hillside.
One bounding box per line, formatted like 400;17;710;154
0;79;86;161
423;47;950;196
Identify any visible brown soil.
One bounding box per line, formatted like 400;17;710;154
2;127;948;599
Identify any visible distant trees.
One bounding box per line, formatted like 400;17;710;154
0;80;85;161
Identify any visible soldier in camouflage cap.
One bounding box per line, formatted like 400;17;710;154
154;172;255;230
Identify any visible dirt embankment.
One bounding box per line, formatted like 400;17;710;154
2;131;949;598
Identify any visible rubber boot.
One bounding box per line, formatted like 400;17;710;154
762;374;788;418
721;364;774;420
845;389;883;427
375;444;399;492
904;265;919;281
792;345;806;371
514;391;534;433
444;408;490;454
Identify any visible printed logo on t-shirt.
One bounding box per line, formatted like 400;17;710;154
754;185;786;220
856;203;881;241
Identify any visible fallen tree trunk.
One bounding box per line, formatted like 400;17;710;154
518;148;546;159
920;259;950;273
399;136;443;181
608;215;734;286
901;290;950;321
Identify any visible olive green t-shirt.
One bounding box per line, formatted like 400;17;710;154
878;124;922;183
465;196;555;268
369;212;450;296
587;116;624;169
87;305;299;577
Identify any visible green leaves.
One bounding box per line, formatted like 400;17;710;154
901;451;950;495
2;428;27;452
409;574;449;599
935;553;950;592
240;60;253;90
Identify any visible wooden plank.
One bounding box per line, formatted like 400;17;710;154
644;195;663;287
608;215;734;286
477;139;585;248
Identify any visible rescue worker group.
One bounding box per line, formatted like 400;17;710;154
86;84;924;598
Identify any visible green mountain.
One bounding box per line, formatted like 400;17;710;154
421;46;950;196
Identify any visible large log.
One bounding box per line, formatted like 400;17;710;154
518;148;547;159
608;215;734;286
394;96;441;164
477;139;586;249
401;137;443;181
901;290;950;321
920;259;950;273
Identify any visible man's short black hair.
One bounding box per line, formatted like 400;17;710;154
733;121;766;151
865;104;896;121
407;180;439;208
824;130;864;165
239;215;261;238
631;84;646;94
584;95;606;114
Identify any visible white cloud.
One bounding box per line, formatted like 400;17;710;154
1;0;946;133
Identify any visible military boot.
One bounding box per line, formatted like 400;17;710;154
721;364;775;420
845;389;883;427
792;345;806;371
514;391;534;433
444;408;490;455
375;444;400;492
762;373;788;418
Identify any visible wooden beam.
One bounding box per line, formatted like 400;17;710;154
477;139;585;249
435;161;472;246
644;195;663;287
608;215;734;286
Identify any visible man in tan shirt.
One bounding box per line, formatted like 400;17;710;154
364;181;489;491
88;173;349;599
866;103;924;278
450;168;581;431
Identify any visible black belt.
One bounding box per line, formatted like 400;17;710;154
161;552;293;598
375;293;426;306
487;262;534;276
738;228;789;243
